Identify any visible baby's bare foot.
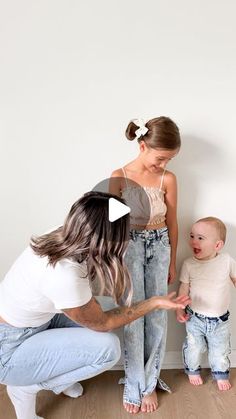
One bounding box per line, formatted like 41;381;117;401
141;391;158;413
188;375;203;385
217;379;231;391
123;402;140;414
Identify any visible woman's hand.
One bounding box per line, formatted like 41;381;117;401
155;292;191;311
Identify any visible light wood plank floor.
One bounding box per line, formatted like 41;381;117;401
1;369;236;419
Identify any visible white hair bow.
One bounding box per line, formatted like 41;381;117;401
132;118;148;139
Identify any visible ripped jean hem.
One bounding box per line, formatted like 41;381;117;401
123;397;141;407
142;378;172;397
123;376;171;406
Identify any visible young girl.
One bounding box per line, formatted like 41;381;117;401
110;116;181;414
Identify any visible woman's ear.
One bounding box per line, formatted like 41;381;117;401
216;240;224;251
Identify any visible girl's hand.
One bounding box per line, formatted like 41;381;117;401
168;263;176;284
156;292;191;311
176;308;189;323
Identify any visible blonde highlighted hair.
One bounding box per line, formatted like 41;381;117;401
31;191;132;305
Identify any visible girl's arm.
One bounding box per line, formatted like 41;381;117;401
164;171;178;284
109;169;123;197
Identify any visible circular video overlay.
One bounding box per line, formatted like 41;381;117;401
92;177;151;230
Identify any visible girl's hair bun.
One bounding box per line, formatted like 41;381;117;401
125;119;148;141
125;121;139;141
125;116;181;150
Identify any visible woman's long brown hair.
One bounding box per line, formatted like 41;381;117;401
31;191;132;305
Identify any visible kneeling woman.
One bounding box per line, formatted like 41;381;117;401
0;191;189;419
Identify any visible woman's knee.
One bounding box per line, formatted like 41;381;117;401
102;332;121;364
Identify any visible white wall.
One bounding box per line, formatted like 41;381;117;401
1;0;236;364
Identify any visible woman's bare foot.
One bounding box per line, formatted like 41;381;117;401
217;379;231;391
123;402;140;414
188;375;203;385
141;391;158;413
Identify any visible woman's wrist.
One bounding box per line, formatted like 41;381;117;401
150;296;161;310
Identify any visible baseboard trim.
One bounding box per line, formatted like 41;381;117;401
113;350;236;370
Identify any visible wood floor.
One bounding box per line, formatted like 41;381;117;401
1;369;236;419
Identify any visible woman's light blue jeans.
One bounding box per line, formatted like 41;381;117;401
0;308;121;393
122;227;171;406
183;309;231;380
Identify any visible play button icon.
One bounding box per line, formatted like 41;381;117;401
92;176;150;233
109;198;130;222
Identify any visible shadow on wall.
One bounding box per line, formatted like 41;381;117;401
224;223;236;255
167;134;229;350
170;134;227;261
226;223;236;349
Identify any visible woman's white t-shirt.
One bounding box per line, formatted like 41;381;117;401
0;247;92;327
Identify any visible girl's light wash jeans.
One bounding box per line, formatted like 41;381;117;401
0;302;121;393
122;227;171;406
183;308;231;380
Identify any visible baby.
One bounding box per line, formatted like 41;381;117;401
177;217;236;390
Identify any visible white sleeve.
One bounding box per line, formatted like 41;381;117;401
42;260;92;309
179;260;190;283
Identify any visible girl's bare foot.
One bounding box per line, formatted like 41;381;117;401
188;375;203;385
123;402;140;414
217;379;231;391
141;390;158;413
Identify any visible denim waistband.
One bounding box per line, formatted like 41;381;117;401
130;226;168;240
186;306;230;322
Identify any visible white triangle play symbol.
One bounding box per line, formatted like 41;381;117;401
109;198;130;222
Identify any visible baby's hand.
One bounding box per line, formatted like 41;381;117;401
176;308;189;323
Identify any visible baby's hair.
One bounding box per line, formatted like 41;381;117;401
125;116;181;150
196;216;227;243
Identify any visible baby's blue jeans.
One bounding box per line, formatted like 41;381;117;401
0;308;121;393
122;227;171;406
183;307;231;380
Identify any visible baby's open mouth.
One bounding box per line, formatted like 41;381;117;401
193;248;201;255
